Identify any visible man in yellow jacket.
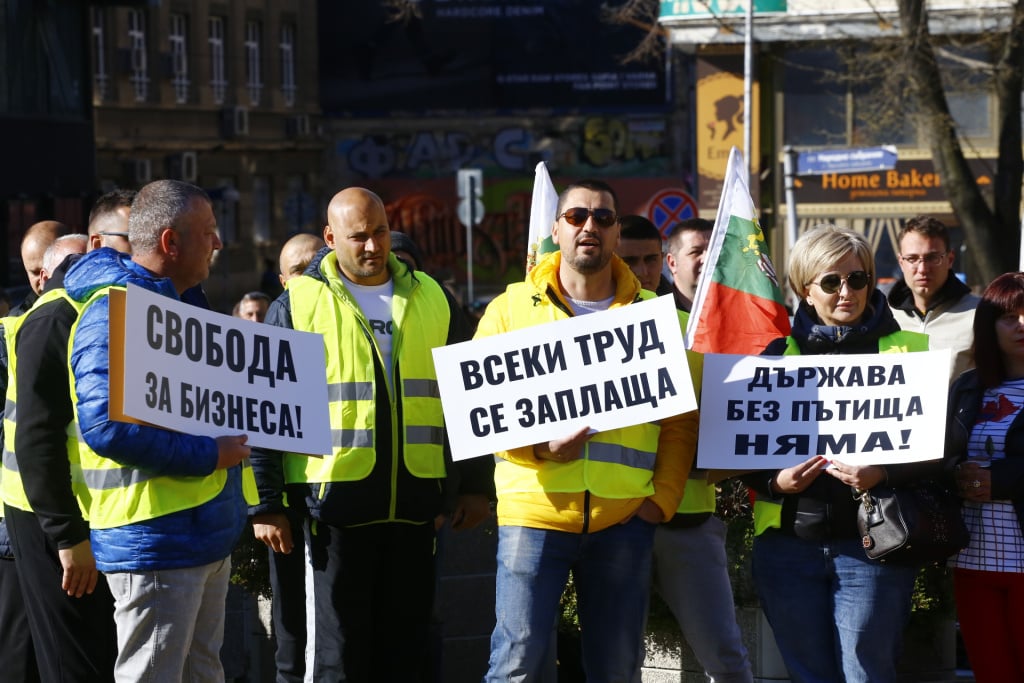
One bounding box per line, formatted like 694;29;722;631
477;179;696;683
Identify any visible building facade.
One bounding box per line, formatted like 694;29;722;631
660;0;1016;289
90;0;324;310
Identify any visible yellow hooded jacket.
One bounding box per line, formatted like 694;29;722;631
475;252;695;533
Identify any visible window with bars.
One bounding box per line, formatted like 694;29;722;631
128;9;148;102
169;13;189;104
245;20;262;106
280;23;296;107
209;16;226;105
91;8;108;102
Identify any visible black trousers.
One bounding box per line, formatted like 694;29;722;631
0;550;39;683
268;507;307;683
5;505;117;683
307;520;436;683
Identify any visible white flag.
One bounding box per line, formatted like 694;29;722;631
526;161;559;273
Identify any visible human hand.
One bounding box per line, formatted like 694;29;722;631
956;461;992;502
771;455;828;494
58;540;99;598
216;434;250;469
621;498;663;525
451;494;492;530
534;425;592;463
825;460;887;490
252;513;294;553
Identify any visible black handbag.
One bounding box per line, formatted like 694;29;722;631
855;481;969;564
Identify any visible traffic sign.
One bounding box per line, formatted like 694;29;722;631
646;188;699;238
796;146;897;175
457;168;484;198
458;198;485;227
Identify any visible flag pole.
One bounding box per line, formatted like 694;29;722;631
743;0;753;183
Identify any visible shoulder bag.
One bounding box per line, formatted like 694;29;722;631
855;481;969;565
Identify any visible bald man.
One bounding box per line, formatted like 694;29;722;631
16;221;67;313
278;233;325;287
250;188;489;682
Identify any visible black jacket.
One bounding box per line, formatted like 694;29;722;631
745;290;941;540
946;370;1024;536
8;254;88;550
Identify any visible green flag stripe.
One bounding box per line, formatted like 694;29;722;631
710;214;786;305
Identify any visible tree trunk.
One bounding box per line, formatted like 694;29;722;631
897;0;1018;284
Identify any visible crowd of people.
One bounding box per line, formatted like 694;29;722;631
0;176;1021;683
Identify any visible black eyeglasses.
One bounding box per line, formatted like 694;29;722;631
558;207;618;228
809;270;871;294
97;231;129;238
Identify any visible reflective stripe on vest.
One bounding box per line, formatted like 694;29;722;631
283;255;449;484
2;291;88;514
492;286;661;499
753;330;930;535
69;286;228;529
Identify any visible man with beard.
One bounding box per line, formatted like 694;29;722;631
476;179;694;683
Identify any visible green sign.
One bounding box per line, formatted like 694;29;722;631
660;0;787;18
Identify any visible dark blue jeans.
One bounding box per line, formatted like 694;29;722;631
753;531;917;683
485;518;656;683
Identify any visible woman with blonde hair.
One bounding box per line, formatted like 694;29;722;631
744;224;932;683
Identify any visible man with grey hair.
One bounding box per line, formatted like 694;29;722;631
38;234;88;290
59;179;251;681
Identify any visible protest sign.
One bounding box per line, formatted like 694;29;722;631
118;283;332;454
697;350;951;469
433;295;696;461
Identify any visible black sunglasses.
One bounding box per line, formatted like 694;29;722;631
810;270;871;294
558;207;618;228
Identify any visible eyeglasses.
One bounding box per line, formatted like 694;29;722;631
97;231;129;238
900;252;946;267
558;207;618;228
809;270;871;294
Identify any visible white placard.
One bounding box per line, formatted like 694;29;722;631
122;283;332;454
697;350;952;469
433;295;697;461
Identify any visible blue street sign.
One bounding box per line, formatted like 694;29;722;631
797;146;898;175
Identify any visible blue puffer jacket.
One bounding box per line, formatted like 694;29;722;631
64;248;246;571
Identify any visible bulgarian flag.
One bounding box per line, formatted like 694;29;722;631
526;161;559;273
685;147;790;354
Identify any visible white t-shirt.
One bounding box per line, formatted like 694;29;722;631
343;275;395;392
566;295;615;316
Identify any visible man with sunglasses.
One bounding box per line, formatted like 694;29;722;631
477;179;694;683
887;215;980;381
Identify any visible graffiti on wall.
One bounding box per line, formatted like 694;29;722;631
376;178;700;291
337;118;671;181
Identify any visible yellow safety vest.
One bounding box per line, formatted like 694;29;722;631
752;330;929;535
493;284;661;500
282;254;449;485
2;289;87;514
70;286;229;529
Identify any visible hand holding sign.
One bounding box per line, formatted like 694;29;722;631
535;424;593;463
216;434;251;469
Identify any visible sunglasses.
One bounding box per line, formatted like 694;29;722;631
809;270;871;294
558;207;618;228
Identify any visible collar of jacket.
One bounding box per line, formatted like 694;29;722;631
526;251;642;313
